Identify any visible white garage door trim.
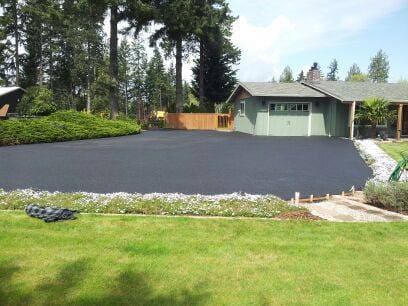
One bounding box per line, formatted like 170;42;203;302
267;102;312;136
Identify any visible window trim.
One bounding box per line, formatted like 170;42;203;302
239;101;246;117
269;103;310;113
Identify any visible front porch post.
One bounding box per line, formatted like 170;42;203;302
349;101;356;140
396;103;403;140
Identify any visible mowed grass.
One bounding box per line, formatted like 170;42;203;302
379;142;408;162
1;212;407;305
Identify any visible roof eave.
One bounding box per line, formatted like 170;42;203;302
225;82;253;104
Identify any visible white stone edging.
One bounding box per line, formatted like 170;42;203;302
354;139;407;182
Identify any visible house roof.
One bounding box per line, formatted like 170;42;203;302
302;81;408;103
226;82;327;103
239;82;327;98
0;87;25;97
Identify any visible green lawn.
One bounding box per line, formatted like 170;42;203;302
379;142;408;161
1;212;407;305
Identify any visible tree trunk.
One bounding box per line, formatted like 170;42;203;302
199;38;205;106
86;0;92;113
13;0;20;86
371;124;377;139
125;71;128;117
109;4;119;119
175;37;183;112
86;71;91;113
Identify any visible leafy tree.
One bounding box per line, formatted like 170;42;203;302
349;74;368;82
296;70;305;82
368;49;390;83
326;59;339;81
346;63;361;81
17;86;56;115
356;97;396;138
279;66;294;83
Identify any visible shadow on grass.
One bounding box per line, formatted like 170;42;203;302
0;259;208;306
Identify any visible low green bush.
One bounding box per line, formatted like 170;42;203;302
364;181;408;213
0;111;141;146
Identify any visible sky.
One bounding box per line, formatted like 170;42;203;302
109;0;408;83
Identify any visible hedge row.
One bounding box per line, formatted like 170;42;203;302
0;111;141;146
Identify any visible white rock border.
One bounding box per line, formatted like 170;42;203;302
354;139;407;182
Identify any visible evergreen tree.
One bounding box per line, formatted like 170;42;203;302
326;59;338;81
118;38;131;116
144;51;176;112
279;66;294;83
345;63;361;81
151;0;196;111
191;23;240;111
0;0;22;85
128;37;148;117
296;70;305;82
368;49;390;83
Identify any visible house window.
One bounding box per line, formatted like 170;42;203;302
240;101;245;116
269;103;310;112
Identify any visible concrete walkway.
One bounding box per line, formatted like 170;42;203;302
299;195;408;222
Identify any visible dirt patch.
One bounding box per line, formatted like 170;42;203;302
278;210;322;221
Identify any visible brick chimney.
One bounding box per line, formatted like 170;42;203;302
306;62;321;82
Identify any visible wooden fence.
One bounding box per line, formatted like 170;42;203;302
165;113;234;130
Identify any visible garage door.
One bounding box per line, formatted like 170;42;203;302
268;103;310;136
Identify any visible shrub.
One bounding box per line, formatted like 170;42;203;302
364;181;408;213
18;86;57;116
0;111;141;146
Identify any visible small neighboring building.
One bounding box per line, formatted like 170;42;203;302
0;87;25;118
227;81;408;139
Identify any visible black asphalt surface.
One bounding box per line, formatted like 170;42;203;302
0;130;372;199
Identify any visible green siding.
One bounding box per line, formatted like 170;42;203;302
234;96;350;137
255;98;268;135
234;97;257;134
311;101;330;136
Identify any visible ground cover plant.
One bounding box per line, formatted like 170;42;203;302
0;211;407;305
379;142;408;162
0;189;300;218
364;181;408;213
0;111;141;146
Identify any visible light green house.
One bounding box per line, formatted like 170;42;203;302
227;81;408;139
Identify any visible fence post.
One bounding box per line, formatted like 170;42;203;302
295;192;300;204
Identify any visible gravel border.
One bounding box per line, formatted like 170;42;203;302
354;139;407;182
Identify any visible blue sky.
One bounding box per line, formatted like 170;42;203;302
228;0;408;82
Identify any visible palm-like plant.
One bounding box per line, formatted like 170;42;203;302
355;97;396;138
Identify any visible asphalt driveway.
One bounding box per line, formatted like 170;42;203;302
0;130;371;199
